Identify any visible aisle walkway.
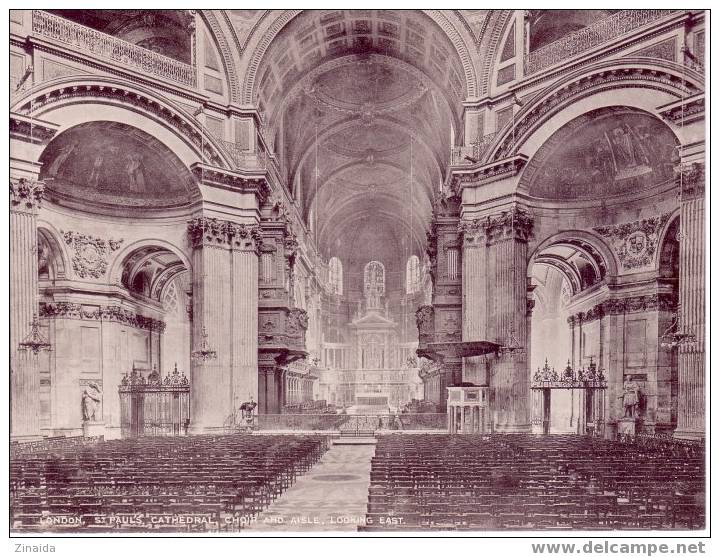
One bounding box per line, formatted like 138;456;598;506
245;442;375;532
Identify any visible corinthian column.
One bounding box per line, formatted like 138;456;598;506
485;206;533;433
10;178;44;440
676;163;705;439
187;218;261;431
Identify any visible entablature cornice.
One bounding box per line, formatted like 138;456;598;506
10;113;59;145
191;163;271;204
448;154;527;194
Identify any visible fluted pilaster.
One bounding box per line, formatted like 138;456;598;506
676;163;705;438
187;217;261;431
460;220;488;385
486;206;533;432
10;178;44;439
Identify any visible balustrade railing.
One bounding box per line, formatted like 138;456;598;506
31;10;196;87
451;132;498;165
215;138;268;170
524;10;678;75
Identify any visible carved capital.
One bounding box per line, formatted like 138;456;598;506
458;219;486;246
10;178;45;212
678;162;705;201
187;217;262;252
485;207;534;244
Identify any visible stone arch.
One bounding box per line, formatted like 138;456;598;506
11;75;233;171
240;9;479;106
36;222;69;281
656;208;682;275
199;10;241;103
486;58;703;164
108;239;193;291
529;229;619;282
474;10;516;97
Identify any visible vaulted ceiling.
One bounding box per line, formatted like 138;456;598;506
253;10;466;279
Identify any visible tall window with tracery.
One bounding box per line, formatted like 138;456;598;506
364;261;385;297
406;255;421;294
328;256;343;296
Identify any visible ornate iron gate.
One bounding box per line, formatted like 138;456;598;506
119;365;190;438
531;358;607;435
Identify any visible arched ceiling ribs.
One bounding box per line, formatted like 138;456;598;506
319;210;428;256
301;160;435;223
288;113;445;194
265;53;462;139
534;256;582;296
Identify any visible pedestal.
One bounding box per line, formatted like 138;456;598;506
617;417;637;437
82;421;105;439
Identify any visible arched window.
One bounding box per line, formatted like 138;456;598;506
406;255;421;294
364;261;385;297
328;257;343;296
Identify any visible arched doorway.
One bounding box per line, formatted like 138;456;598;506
529;238;609;434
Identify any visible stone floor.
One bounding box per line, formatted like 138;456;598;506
245;443;375;532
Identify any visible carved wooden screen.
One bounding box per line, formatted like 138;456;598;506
119;365;190;438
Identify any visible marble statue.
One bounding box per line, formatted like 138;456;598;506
81;382;102;422
620;380;640;419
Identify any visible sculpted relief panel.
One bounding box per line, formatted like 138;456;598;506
594;213;671;271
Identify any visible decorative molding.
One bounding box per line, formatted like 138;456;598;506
40;302;166;332
61;230;123;279
628;37;677;63
14;81;228;169
678;162;705;201
449;154;527;192
658;95;705;125
415;305;435;338
594;213;671;271
190;163;271;203
10;178;45;211
287;308;309;333
491;64;700;163
10;114;58;144
571;293;677;324
200;10;240;102
187;217;262;251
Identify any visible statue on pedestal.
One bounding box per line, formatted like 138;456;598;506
619;379;641;419
81;382;102;422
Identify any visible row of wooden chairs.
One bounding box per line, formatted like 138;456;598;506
11;434;329;533
360;434;704;531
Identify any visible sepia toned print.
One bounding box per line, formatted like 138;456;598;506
10;9;705;535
